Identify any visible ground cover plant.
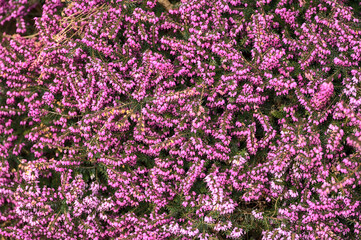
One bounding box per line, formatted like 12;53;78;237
1;0;361;239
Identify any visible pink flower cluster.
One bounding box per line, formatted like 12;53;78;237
1;0;361;239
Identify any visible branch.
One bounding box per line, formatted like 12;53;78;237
158;0;173;11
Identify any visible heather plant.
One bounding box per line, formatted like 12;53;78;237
1;0;361;239
0;0;42;34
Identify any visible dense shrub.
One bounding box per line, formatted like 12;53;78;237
1;0;361;239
